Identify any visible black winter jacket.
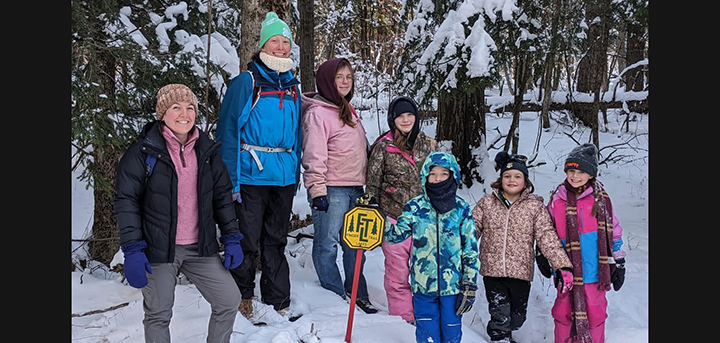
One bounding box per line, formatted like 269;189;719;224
114;121;240;263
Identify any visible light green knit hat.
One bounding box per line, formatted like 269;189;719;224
258;12;293;49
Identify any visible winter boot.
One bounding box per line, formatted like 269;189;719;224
356;299;379;314
277;307;291;316
238;298;254;320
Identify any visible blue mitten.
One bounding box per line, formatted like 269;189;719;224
121;241;152;288
312;196;329;212
220;233;244;269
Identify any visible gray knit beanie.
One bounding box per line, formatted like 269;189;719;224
564;143;599;177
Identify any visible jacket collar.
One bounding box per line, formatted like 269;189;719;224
554;183;594;201
249;60;300;90
140;121;214;156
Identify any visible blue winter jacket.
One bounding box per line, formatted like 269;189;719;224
386;152;480;296
216;60;302;193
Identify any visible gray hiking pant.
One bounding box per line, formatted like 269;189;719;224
142;244;241;343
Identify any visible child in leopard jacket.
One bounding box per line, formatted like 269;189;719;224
472;151;573;343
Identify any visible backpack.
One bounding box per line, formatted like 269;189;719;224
144;154;157;187
247;70;298;111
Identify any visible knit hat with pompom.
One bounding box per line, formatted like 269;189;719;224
564;143;599;177
494;151;529;177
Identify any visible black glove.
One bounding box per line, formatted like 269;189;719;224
612;258;626;291
535;245;552;278
368;196;378;206
312;196;329;212
455;281;477;315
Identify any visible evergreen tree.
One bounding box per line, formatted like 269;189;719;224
71;0;239;265
396;0;512;187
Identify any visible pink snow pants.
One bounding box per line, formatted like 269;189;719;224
381;218;414;322
551;282;608;343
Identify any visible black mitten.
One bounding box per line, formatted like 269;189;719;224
535;245;552;278
612;258;626;291
455;281;477;315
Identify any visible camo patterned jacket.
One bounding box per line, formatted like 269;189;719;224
386;152;479;296
472;188;572;282
365;130;436;220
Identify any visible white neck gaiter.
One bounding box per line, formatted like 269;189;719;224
259;51;294;73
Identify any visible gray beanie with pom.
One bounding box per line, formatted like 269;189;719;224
564;143;599;177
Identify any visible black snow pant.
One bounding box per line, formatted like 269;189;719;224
483;276;531;341
229;184;294;310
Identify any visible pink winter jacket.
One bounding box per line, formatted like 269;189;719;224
301;93;368;199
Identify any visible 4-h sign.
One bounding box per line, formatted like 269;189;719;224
342;206;384;250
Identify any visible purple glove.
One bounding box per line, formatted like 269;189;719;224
554;268;574;293
121;241;153;288
220;233;244;269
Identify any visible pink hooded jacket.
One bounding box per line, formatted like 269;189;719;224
301;93;368;199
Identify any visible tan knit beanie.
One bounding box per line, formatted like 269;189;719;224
155;84;198;120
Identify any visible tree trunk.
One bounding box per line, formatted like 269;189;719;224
625;16;646;113
88;49;121;266
298;0;315;92
505;54;529;154
89;145;123;265
540;0;563;130
240;1;289;70
575;0;609;146
436;89;486;187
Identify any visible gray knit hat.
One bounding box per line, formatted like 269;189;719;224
564;143;598;177
155;84;198;120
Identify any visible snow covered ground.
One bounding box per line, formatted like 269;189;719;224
71;102;648;342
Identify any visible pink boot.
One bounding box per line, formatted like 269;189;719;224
381;235;414;322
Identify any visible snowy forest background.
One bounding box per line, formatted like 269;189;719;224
71;0;649;342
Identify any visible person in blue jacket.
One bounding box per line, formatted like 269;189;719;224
386;152;480;343
215;12;301;319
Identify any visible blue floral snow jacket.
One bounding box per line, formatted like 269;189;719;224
386;151;480;296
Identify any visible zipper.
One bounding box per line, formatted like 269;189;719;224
502;203;511;275
578;207;584;230
180;145;187;167
436;209;441;294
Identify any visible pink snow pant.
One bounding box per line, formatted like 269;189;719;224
381;219;414;322
551;282;608;343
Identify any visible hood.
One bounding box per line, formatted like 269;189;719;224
315;58;353;106
420;151;462;192
301;92;339;113
387;96;421;150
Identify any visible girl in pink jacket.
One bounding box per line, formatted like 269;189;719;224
547;143;627;343
301;58;378;314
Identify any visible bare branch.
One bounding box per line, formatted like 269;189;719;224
563;132;581;145
71;302;129;318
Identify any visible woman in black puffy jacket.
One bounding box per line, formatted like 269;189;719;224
113;84;243;343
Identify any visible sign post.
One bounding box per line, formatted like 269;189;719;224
342;196;384;343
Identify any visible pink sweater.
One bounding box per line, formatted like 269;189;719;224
161;125;200;245
301;93;367;199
